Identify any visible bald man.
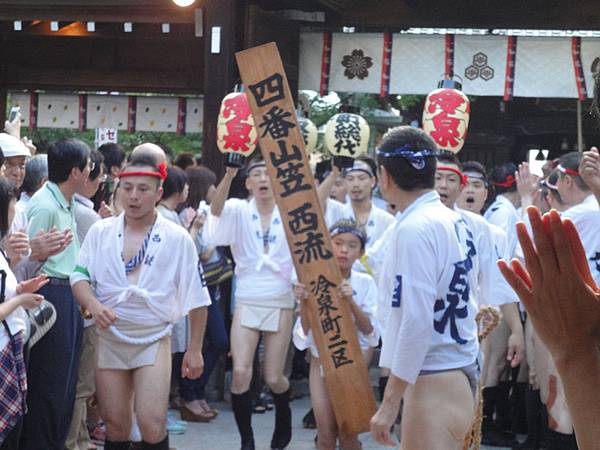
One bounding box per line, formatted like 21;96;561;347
130;143;168;165
111;144;167;216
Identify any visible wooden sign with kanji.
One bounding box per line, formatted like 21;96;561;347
235;42;376;434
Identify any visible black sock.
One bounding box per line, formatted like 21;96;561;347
232;391;254;445
378;376;389;401
271;388;292;449
495;380;512;431
104;440;132;450
140;435;169;450
545;429;578;450
482;386;497;429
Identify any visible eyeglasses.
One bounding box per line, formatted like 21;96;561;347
88;161;96;172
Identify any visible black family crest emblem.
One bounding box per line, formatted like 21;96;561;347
341;49;373;80
464;52;494;81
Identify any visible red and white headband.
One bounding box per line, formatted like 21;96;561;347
119;162;168;181
437;166;467;186
557;164;580;177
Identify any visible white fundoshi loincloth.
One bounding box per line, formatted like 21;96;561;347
97;319;172;370
236;292;295;332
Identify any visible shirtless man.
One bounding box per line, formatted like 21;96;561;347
70;155;210;450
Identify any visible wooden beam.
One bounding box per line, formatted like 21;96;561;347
324;0;600;30
0;5;195;24
0;34;203;93
2;67;202;94
201;0;239;179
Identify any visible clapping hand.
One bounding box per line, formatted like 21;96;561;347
30;228;73;262
498;207;600;364
4;231;30;264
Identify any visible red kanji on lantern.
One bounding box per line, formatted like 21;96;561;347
222;95;253;121
423;79;470;154
223;120;253;152
217;92;258;156
429;113;462;148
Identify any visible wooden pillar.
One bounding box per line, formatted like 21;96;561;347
0;88;7;130
201;0;239;180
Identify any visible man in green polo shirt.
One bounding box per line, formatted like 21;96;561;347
21;138;91;450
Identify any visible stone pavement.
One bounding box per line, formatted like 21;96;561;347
167;396;511;450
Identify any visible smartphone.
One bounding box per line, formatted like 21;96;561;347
9;106;20;122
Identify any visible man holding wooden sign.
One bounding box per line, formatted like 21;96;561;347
234;43;376;444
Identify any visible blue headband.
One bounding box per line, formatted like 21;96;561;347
376;145;438;170
246;161;266;174
330;224;367;249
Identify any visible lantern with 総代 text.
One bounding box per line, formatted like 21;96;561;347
217;92;258;167
298;117;318;154
422;78;470;154
324;113;369;169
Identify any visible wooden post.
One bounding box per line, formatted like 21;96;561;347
0;88;7;130
201;0;238;180
236;42;376;434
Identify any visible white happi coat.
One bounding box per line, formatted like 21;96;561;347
70;213;210;325
293;270;380;357
484;194;519;258
379;191;479;384
456;207;519;306
203;198;294;300
561;194;600;284
325;198;395;250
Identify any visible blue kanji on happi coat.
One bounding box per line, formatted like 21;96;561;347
590;252;600;276
391;275;402;308
433;219;476;345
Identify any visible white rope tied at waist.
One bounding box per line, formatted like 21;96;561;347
107;323;173;345
255;254;281;273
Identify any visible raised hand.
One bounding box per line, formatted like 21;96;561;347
21;136;36;155
498;207;600;363
580;147;600;203
30;228;73;261
516;162;540;208
4;112;22;138
4;231;30;263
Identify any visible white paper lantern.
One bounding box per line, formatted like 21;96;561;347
217;92;258;167
298;117;318;154
324;113;369;158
